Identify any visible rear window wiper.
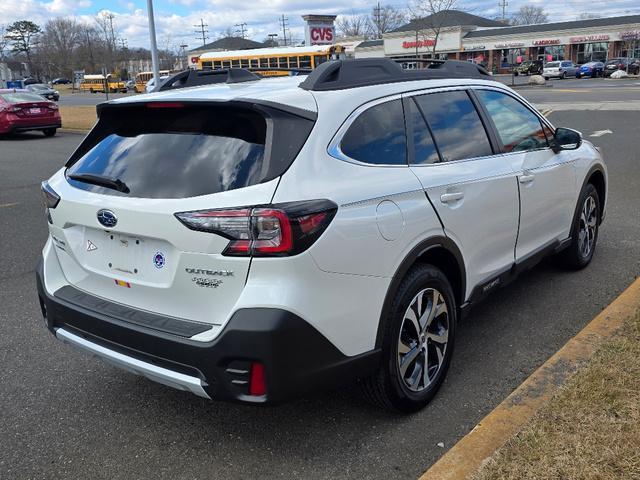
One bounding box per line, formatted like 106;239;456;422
67;173;130;194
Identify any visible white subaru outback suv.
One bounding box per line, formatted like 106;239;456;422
37;60;607;412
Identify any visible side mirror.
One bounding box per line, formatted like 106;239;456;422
552;127;582;153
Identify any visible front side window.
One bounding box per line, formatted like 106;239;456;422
476;90;548;153
340;99;407;165
414;90;493;162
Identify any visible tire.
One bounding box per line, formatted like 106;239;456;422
361;264;457;413
514;71;519;77
544;76;549;81
561;72;567;79
555;183;600;270
43;128;57;137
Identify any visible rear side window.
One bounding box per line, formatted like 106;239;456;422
340;99;407;165
66;104;315;199
409;99;440;165
414;90;493;162
476;90;548;153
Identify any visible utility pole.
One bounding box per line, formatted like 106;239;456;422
179;43;188;69
374;2;382;39
235;22;247;39
280;15;289;46
146;0;160;91
268;33;278;46
194;18;209;46
498;0;508;21
119;38;128;49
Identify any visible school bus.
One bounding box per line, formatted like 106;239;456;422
134;70;171;93
80;74;127;93
196;45;345;75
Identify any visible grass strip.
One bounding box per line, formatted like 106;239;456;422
473;311;640;480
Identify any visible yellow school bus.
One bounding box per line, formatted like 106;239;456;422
134;70;171;93
80;74;127;93
197;45;344;75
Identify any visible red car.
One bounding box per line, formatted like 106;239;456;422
0;89;62;137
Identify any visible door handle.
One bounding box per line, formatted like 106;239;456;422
519;173;535;184
440;192;464;204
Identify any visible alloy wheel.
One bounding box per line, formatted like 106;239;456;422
397;288;450;392
578;195;597;258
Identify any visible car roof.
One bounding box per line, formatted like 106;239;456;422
0;88;30;93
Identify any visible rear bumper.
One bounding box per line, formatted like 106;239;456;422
36;259;379;404
2;121;61;134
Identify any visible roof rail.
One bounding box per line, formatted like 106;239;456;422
158;68;261;91
298;58;490;91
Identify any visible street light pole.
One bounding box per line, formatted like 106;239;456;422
146;0;161;91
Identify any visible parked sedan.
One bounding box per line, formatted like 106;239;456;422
576;62;605;78
25;83;60;101
543;61;578;79
0;89;61;136
51;77;71;85
603;58;640;77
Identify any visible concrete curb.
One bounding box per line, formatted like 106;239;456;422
419;276;640;480
59;128;90;134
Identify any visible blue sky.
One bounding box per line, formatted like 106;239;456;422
1;0;639;50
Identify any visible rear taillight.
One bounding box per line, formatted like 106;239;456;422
9;106;22;113
175;199;337;257
41;181;60;224
249;362;266;396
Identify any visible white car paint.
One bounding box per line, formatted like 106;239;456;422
42;74;607;361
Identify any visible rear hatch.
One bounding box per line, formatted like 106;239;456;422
46;100;314;328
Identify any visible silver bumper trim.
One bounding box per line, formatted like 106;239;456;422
56;328;210;399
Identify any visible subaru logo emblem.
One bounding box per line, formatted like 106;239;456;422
97;209;117;228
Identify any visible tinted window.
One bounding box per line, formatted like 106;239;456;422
66;105;314;199
546;62;560;67
414;91;492;162
476;90;548;153
340;99;407;165
409;99;440;165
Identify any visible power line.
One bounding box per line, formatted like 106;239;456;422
194;18;209;46
235;22;247;39
280;14;289;46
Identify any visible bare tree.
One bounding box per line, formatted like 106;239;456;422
336;12;370;38
511;6;548;26
39;18;81;78
408;0;458;55
577;13;599;20
370;5;407;39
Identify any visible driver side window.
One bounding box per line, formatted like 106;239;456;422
476;90;549;153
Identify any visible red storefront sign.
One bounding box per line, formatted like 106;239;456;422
533;39;561;46
190;56;200;64
402;39;436;49
621;31;640;40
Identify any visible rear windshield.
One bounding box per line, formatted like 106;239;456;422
65;103;314;199
546;62;559;68
0;92;47;103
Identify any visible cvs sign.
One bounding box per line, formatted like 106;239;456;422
309;25;334;45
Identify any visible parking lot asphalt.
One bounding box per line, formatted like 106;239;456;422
1;104;639;478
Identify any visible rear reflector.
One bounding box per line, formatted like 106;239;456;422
146;102;184;109
249;362;266;396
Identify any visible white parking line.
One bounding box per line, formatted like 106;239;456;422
590;129;613;137
0;202;18;208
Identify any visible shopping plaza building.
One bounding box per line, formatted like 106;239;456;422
354;11;640;72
